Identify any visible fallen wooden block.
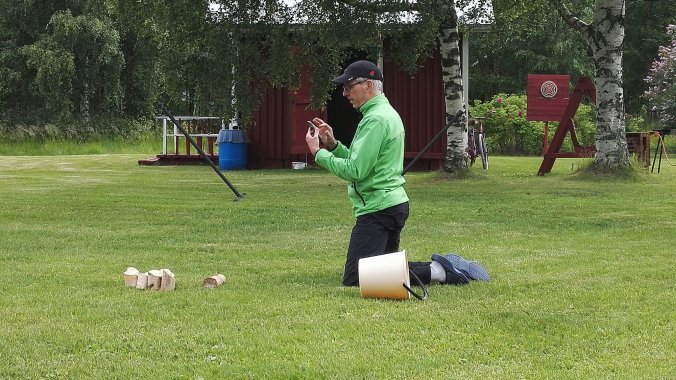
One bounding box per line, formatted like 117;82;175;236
203;274;226;288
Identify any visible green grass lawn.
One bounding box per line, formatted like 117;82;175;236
0;155;674;379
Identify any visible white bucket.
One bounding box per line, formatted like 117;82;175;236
359;250;427;300
291;162;306;170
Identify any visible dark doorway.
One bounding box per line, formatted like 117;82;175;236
327;86;360;147
326;52;370;148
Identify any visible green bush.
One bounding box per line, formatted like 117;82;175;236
470;94;596;156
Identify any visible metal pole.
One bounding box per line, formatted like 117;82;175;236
158;103;244;200
402;109;465;175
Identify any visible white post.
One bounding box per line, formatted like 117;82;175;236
162;117;167;155
173;118;178;154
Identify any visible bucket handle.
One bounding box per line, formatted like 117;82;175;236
403;269;429;300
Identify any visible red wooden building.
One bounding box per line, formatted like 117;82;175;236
141;2;494;169
248;51;447;170
246;0;495;169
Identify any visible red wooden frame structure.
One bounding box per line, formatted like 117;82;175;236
537;77;596;176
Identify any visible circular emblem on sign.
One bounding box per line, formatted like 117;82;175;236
540;81;558;98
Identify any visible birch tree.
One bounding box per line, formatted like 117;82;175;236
439;1;468;173
554;0;630;171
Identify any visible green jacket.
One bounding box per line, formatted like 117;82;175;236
315;94;409;216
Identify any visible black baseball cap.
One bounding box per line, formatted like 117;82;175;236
332;60;384;84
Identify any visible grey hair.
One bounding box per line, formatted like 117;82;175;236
350;77;383;94
371;79;383;93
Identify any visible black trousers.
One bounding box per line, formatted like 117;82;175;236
342;202;431;286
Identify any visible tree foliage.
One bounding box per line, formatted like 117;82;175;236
0;0;80;121
0;0;674;146
115;0;163;118
22;10;124;122
469;0;676;116
469;0;594;100
624;0;676;114
172;0;457;126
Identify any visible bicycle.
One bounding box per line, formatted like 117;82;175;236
467;117;489;169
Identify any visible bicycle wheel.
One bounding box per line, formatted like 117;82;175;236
477;133;488;169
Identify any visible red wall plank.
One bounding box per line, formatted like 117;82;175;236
385;51;446;159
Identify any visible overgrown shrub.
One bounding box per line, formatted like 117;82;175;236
470;93;596;156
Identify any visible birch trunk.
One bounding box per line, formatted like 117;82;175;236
440;1;468;173
81;80;90;126
556;0;630;170
80;55;91;126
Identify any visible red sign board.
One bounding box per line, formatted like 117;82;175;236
527;74;570;122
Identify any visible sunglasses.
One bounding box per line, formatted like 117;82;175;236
343;78;368;92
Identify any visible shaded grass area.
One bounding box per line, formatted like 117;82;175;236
0;155;674;379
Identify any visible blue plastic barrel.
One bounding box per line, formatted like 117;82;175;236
217;129;248;170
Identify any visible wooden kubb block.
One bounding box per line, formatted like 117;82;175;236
124;267;140;287
160;269;176;291
125;267;175;291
